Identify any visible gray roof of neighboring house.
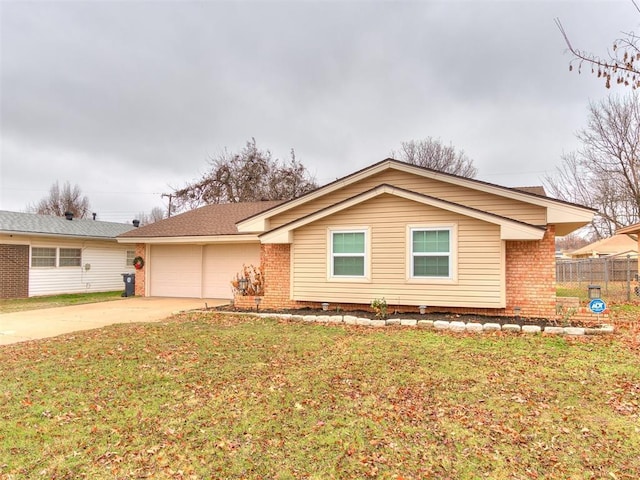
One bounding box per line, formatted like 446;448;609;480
0;210;136;239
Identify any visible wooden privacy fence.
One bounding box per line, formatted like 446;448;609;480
556;255;639;302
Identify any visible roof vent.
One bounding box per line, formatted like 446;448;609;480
64;211;73;220
132;219;140;227
92;212;97;220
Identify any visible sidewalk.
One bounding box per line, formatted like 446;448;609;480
0;297;226;345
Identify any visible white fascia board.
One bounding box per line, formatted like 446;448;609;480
547;204;595;222
116;234;260;245
0;231;118;242
500;224;545;240
260;185;545;243
236;217;269;233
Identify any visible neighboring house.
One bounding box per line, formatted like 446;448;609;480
616;223;640;270
0;211;137;298
118;159;595;318
566;234;638;259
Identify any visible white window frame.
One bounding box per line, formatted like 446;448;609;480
59;248;82;267
327;227;371;281
407;224;457;283
31;247;57;268
126;250;136;267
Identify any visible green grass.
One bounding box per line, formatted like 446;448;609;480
1;313;639;479
0;291;123;313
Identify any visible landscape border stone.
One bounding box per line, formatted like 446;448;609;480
216;310;614;336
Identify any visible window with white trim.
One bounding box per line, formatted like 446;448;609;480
331;230;366;277
59;248;82;267
411;228;452;278
31;247;56;268
126;250;136;267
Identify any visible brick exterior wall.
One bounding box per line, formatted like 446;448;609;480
504;226;557;319
235;244;298;310
134;243;146;296
234;226;558;319
0;244;29;299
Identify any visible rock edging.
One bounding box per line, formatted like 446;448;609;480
217;311;615;336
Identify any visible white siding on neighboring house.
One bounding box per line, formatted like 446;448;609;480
29;238;134;297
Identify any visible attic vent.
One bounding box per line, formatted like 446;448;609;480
132;219;140;227
64;211;73;220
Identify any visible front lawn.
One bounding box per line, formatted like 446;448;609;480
0;291;123;314
1;313;639;479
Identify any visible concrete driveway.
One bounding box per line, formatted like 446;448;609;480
0;297;227;346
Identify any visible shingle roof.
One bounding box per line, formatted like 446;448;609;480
118;201;282;238
0;210;136;238
513;186;546;196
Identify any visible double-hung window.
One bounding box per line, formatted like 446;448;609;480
126;250;136;267
330;230;367;278
31;247;82;268
410;227;453;279
31;247;56;268
59;248;82;267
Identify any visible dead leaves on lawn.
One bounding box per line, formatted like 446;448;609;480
1;313;640;479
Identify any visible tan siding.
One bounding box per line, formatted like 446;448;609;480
269;169;545;229
291;194;505;308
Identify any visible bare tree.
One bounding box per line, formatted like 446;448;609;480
391;137;477;178
136;206;166;226
556;1;640;89
556;232;591;252
544;93;640;238
29;181;91;219
172;138;318;211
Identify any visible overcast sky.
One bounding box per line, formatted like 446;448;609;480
0;0;637;223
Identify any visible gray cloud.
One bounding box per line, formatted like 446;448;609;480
1;0;636;221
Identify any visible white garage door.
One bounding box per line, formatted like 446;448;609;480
150;245;202;297
202;243;260;299
150;243;261;298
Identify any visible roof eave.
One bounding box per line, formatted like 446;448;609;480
617;223;640;235
259;184;546;243
116;234;261;244
0;230;121;241
237;159;595;234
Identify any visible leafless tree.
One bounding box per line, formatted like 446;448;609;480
136;206;166;225
391;137;477;178
29;181;91;219
556;1;640;89
555;232;592;252
172;138;318;211
544;93;640;238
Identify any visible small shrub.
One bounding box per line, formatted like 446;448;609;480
231;264;264;296
371;297;388;319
